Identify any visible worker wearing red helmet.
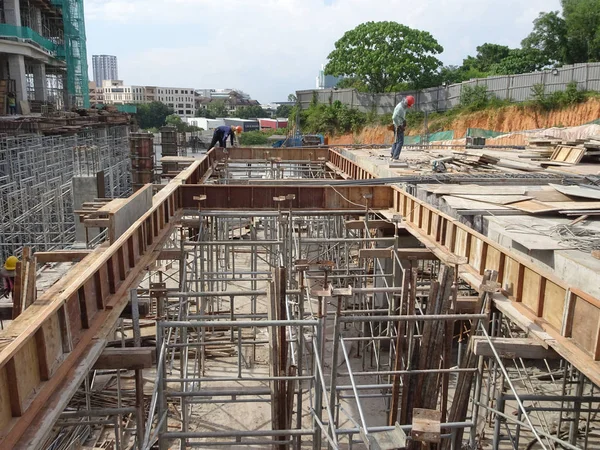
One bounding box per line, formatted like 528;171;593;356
391;95;415;160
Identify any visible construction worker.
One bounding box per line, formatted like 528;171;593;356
210;125;242;149
7;92;16;115
1;256;17;299
391;95;415;160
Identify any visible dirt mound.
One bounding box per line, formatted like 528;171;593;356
330;98;600;145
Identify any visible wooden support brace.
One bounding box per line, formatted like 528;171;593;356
92;347;155;370
471;336;560;360
35;250;92;264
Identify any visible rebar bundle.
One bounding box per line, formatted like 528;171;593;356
0;125;131;260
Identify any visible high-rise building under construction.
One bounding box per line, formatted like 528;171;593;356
0;0;90;110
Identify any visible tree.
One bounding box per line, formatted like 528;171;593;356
522;11;569;64
276;104;293;117
336;76;370;91
287;93;297;102
136;101;172;129
562;0;600;62
165;114;185;131
462;44;510;72
195;108;216;119
237;105;270;119
489;48;550;75
324;21;443;92
207;100;229;118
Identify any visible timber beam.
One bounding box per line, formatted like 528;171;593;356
471;337;560;360
93;347;155;370
179;185;393;210
35;250;93;264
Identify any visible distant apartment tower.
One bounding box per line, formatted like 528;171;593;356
93;55;118;84
316;64;340;89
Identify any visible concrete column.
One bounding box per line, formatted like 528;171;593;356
32;63;48;101
72;176;99;242
34;9;43;34
4;0;21;26
8;54;27;107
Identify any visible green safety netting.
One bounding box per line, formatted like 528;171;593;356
404;130;455;145
585;118;600;125
466;128;506;138
428;130;454;141
405;135;421;145
0;24;58;54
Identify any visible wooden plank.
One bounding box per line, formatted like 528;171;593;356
345;219;396;230
452;194;533;205
157;249;183;260
504;199;560;213
411;408;441;444
359;248;392;259
550;183;600;201
35;250;92;264
471;336;560;359
92;347;154;370
425;185;528;195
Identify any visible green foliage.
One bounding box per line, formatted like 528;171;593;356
489;48;550;75
462;44;511;72
239;131;269;146
530;81;585;110
562;0;600;62
299;100;367;135
195;108;215;119
276;104;293;117
287;94;297;102
164;114;202;132
336;77;370;92
237;105;270;119
522;11;569;63
136;101;173;130
460;85;492;111
325;21;443;93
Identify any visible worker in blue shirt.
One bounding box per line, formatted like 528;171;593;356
210;125;242;149
391;95;415;160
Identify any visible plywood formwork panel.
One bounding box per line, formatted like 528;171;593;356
36;313;64;379
571;296;600;356
0;366;13;431
521;268;543;315
9;339;41;415
542;281;567;330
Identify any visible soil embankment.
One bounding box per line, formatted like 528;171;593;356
330;98;600;145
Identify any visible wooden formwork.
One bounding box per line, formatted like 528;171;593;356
325;148;600;385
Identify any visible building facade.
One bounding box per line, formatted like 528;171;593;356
94;81;196;118
92;55;118;85
0;0;90;111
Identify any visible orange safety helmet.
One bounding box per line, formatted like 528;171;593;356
235;126;242;133
406;95;415;107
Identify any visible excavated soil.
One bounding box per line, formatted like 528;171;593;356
330;98;600;145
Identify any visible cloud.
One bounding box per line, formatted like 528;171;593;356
84;0;561;102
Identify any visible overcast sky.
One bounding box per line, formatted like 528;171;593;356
84;0;562;103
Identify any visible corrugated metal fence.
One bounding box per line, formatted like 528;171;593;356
297;62;600;114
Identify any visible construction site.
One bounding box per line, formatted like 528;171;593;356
0;105;598;450
0;1;599;444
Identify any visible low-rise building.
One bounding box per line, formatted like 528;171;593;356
93;81;196;118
